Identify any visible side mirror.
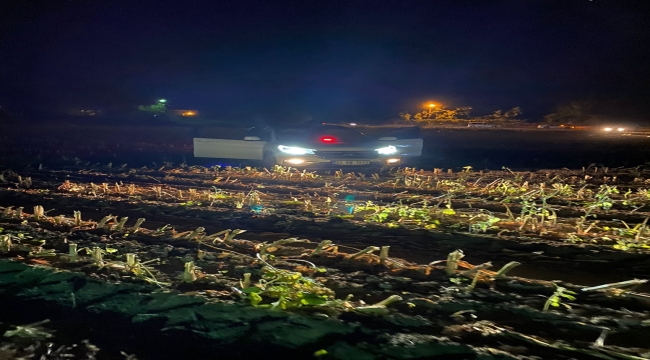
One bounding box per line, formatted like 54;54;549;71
378;136;397;141
244;136;261;141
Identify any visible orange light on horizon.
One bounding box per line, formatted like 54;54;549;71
425;102;438;118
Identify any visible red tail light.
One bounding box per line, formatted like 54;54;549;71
320;136;337;143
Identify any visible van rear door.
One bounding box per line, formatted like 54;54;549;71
193;138;266;160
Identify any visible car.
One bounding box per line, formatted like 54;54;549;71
537;124;570;129
600;123;638;133
467;122;496;128
193;124;423;169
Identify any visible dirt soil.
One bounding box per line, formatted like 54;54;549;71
0;121;649;359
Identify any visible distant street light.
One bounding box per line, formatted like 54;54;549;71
427;103;436;118
158;99;167;103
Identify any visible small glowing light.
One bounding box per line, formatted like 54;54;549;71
375;145;397;155
320;136;337;143
428;103;435;108
183;111;195;116
603;127;613;132
386;158;400;164
278;145;315;155
349;123;357;126
285;159;305;165
158;99;167;103
617;127;625;132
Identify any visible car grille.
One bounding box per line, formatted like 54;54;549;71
315;151;378;159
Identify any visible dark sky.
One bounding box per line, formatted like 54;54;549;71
1;0;649;122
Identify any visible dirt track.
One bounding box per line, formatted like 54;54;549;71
3;122;650;170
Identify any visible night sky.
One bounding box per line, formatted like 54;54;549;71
1;0;649;122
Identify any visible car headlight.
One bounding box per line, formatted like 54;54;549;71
277;145;315;155
603;127;612;132
617;127;625;132
375;145;397;155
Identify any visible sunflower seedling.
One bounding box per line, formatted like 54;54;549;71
68;243;79;263
29;246;57;257
186;227;205;240
18;176;32;188
4;319;53;339
240;273;252;289
32;206;45;220
350;246;380;259
379;246;390;265
312;240;334;256
446;249;465;275
73;211;82;226
204;229;246;243
131;218;146;233
96;215;115;229
466;271;483;292
2;207;13;217
259;238;310;259
543;285;577;311
0;235;12;252
52;215;66;225
182;261;199;283
494;261;521;278
154;224;172;235
90;183;98;196
122;253;168;287
113;217;129;231
460;262;492;277
224;229;246;241
355;295;403;315
83;246;118;267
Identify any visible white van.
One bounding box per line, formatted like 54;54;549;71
194;124;423;169
467;122;496;128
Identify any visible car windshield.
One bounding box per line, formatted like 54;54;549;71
275;126;370;144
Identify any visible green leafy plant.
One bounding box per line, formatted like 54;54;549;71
82;246;118;267
241;265;337;310
469;213;501;233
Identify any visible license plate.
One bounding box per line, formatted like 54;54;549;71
333;160;371;165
